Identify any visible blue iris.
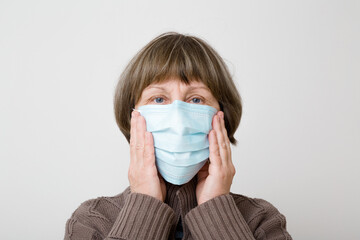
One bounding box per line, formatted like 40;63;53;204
192;98;201;104
155;97;164;103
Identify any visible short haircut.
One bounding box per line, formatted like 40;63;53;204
114;32;242;145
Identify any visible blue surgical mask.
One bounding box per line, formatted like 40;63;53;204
136;100;217;185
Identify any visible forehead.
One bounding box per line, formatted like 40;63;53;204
144;78;210;92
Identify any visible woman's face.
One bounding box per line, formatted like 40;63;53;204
135;78;220;111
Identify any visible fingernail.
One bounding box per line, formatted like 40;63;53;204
132;110;140;118
220;112;224;119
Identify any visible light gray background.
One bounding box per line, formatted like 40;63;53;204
1;0;359;239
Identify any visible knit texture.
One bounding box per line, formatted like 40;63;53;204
64;177;292;240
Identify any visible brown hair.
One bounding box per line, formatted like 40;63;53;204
114;32;242;145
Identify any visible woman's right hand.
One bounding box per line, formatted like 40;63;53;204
128;110;166;202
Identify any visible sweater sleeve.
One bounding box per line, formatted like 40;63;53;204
64;193;176;240
184;194;292;240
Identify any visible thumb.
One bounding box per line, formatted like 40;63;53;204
197;160;210;181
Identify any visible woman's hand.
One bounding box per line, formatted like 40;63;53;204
196;111;236;205
128;110;166;202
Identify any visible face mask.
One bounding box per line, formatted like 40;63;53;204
136;100;217;185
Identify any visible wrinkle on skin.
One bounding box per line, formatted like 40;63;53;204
135;78;220;111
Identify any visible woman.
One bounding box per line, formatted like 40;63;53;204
64;32;292;240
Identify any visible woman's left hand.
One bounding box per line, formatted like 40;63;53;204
196;111;236;205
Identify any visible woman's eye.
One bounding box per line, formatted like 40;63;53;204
190;98;201;104
154;97;164;104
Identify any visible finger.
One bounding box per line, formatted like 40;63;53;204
130;111;138;163
218;111;231;152
218;112;234;170
211;113;217;129
209;127;222;166
214;113;229;164
144;131;155;166
219;111;232;165
136;115;146;163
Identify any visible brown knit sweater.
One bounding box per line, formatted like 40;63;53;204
64;177;292;240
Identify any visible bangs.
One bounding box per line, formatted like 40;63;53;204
132;34;221;102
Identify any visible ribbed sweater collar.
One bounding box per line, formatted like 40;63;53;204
164;177;198;238
165;176;198;210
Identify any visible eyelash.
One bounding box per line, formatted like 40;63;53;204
149;96;205;104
